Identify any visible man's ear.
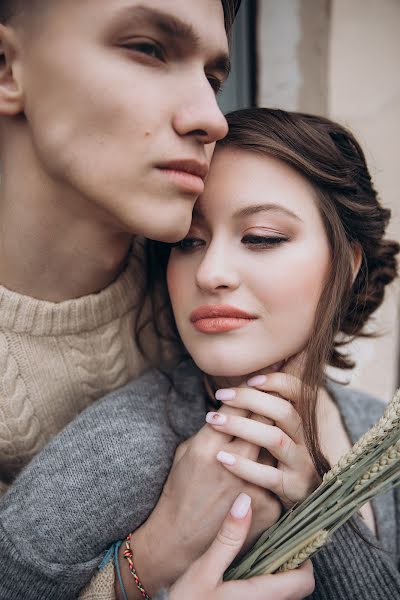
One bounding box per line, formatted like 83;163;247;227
351;242;363;284
0;24;24;115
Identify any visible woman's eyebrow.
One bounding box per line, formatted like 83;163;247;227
109;5;231;79
233;203;303;222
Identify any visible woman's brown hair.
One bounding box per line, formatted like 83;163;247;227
139;108;399;476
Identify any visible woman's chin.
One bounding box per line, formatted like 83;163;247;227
193;356;287;379
195;360;249;378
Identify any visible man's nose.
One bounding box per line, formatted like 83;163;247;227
173;77;228;145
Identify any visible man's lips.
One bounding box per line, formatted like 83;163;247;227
190;305;257;333
157;160;209;179
156;159;209;194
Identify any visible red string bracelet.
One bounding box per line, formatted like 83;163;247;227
123;533;151;600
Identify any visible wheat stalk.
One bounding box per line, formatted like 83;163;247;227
324;388;400;483
278;530;329;572
354;440;400;491
225;388;400;580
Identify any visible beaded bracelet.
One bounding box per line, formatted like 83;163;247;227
123;533;152;600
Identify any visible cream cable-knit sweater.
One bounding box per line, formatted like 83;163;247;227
0;249;156;493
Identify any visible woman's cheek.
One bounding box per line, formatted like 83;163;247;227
252;251;328;311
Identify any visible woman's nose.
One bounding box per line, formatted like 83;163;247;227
195;245;240;292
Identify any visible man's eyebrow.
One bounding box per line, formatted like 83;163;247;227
233;203;303;222
110;5;231;78
128;6;202;44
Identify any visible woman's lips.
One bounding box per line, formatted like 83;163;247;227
192;317;255;333
190;305;257;334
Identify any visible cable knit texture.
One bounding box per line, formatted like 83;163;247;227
0;247;159;488
79;560;167;600
80;561;115;600
0;361;398;599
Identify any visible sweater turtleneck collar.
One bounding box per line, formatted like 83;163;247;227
0;249;145;337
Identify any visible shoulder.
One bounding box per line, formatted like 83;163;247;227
20;359;206;485
77;358;205;438
2;367;178;506
0;361;205;566
326;381;386;442
85;366;173;418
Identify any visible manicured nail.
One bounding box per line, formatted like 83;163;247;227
247;375;267;387
206;412;226;425
215;388;236;401
230;493;251;519
216;451;236;466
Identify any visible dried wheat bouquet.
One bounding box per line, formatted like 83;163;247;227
225;387;400;580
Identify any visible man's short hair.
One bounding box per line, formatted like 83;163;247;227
221;0;242;33
1;1;242;32
0;1;18;22
0;0;33;23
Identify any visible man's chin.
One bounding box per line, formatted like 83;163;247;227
147;213;193;244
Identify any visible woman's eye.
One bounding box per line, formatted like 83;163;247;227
242;234;288;249
124;41;164;61
171;237;205;251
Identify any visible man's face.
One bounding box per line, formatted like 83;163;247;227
15;0;229;241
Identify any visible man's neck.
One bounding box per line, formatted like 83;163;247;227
0;157;133;303
0;218;133;302
0;231;133;303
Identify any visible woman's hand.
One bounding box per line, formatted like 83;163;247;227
129;405;282;594
169;493;315;600
209;371;321;509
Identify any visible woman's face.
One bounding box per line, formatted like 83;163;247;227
167;147;331;378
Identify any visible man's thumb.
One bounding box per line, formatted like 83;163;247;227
197;493;252;581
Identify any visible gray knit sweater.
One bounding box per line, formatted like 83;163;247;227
0;360;398;599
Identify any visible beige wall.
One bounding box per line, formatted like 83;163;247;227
257;0;400;401
328;0;400;401
258;0;330;115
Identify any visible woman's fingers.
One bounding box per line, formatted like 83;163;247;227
206;412;296;466
222;563;315;600
250;561;315;600
246;371;310;413
228;437;260;461
216;385;303;443
246;372;302;405
169;492;315;600
196;403;251;447
191;493;252;583
216;451;284;496
230;414;272;461
223;562;315;600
